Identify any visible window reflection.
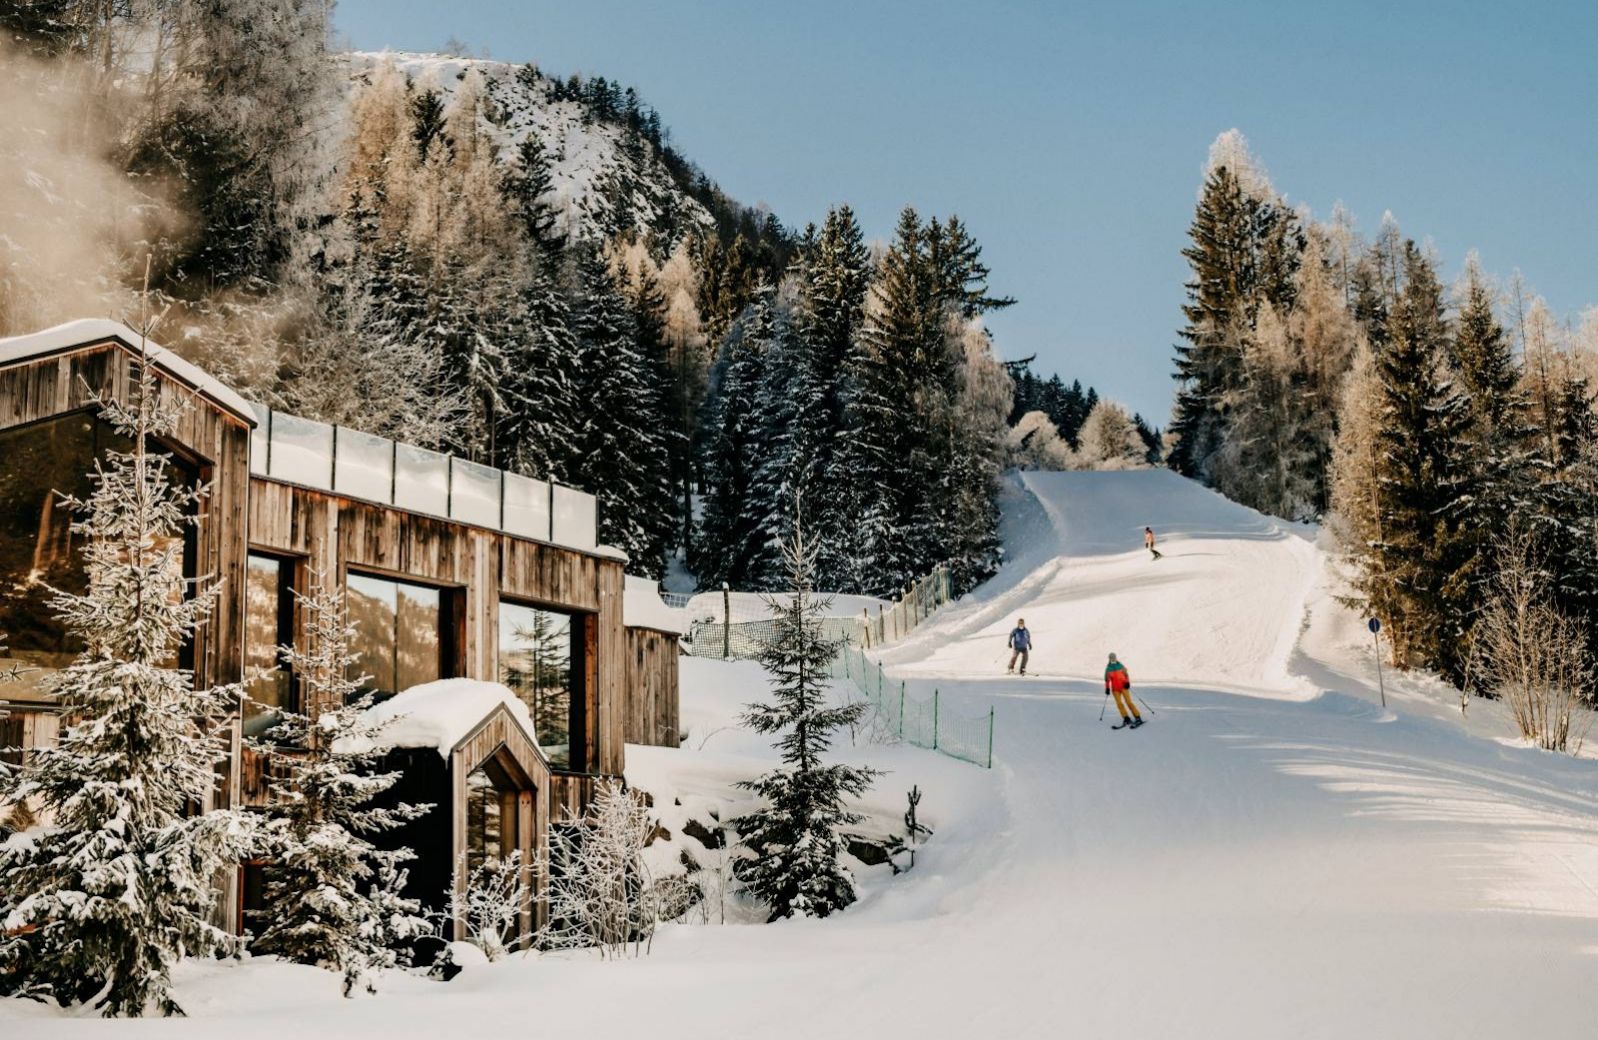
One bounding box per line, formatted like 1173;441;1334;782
243;553;294;737
498;602;580;769
0;412;193;703
465;758;520;877
345;572;446;700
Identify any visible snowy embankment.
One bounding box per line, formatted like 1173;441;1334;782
9;470;1598;1038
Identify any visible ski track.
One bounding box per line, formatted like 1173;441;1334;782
10;470;1598;1039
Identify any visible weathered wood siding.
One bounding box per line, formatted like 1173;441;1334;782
0;339;252;737
449;705;554;937
243;476;631;805
625;627;681;748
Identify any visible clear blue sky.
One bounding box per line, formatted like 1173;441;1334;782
335;0;1598;423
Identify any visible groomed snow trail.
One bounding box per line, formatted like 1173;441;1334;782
9;471;1597;1039
867;470;1598;1038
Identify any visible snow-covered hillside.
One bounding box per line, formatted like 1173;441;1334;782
8;470;1597;1038
344;52;715;246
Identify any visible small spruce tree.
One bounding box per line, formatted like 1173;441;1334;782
0;334;251;1016
734;503;878;920
249;579;431;996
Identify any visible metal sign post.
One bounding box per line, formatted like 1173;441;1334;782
1368;617;1386;708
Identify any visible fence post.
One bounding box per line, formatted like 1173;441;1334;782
862;607;871;649
898;681;905;737
877;661;883;702
932;689;939;750
721;582;731;659
987;706;994;769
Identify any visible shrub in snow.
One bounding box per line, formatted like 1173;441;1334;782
0;351;252;1017
1471;533;1593;753
249;579;431;995
438;851;529;962
538;780;660;959
733;508;879;920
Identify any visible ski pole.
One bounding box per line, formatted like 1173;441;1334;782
1136;692;1157;716
1099;690;1109;722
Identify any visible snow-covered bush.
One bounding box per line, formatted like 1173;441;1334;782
1472;533;1593;753
0;347;252;1017
440;851;529;962
734;508;879;920
538;780;659;959
249;578;431;996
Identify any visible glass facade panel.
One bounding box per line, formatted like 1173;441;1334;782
346;572;446;699
242;553;294;737
498;601;580;769
266;412;333;489
449;458;501;528
550;485;597;551
0;413;193;704
333;427;394;504
393;443;449;517
502;473;551;541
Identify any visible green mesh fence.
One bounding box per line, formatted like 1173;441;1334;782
829;644;994;769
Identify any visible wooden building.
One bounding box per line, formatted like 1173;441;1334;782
0;320;683;946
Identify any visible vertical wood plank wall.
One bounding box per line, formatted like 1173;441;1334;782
0;341;252;702
625;627;681;748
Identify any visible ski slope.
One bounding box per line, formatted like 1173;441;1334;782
8;470;1598;1038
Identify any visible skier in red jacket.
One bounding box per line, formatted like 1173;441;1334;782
1104;653;1143;729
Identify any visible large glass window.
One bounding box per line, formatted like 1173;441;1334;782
465;758;521;877
242;553;295;737
498;601;583;770
345;572;449;699
0;412;193;704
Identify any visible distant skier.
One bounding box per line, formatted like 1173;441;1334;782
1144;526;1163;561
1007;619;1032;676
1104;653;1143;729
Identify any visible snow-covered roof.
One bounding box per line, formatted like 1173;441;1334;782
623;575;688;635
350;678;536;759
0;318;257;426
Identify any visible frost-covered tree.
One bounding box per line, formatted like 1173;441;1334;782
249;580;430;997
1008;410;1077;470
539;781;660;959
1220;303;1319;518
0;336;251;1017
1077;399;1150;470
734;506;877;920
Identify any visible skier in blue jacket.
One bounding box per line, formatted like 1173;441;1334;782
1007;619;1032;675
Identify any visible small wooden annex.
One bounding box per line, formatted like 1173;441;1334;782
0;319;684;944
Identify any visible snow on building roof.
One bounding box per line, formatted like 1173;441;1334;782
623;575;688;635
0;318;257;426
350;678;536;759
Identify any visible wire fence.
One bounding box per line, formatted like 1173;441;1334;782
677;564;993;768
682;565;956;659
829;643;994;769
857;565;955;649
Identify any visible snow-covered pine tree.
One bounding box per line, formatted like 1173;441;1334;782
1357;241;1476;677
503;132;567;261
0;332;251;1017
693;290;779;588
248;579;430;997
733;503;878;920
1168;132;1301;483
842;207;946;595
569;245;676;574
787;207;872;589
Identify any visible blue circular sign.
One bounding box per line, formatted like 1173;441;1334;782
1368;617;1381;634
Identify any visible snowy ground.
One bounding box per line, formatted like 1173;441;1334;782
8;470;1598;1037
